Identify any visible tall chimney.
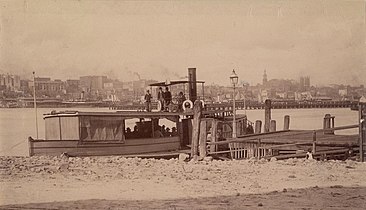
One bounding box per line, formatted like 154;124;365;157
188;68;197;102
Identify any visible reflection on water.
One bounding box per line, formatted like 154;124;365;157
0;108;359;156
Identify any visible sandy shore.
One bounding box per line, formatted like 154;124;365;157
1;156;366;209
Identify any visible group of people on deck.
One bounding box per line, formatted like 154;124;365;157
125;125;177;139
144;86;186;112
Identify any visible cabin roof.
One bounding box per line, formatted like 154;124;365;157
43;110;247;120
43;111;183;119
149;80;205;87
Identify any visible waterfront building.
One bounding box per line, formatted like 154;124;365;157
29;77;65;97
300;76;310;91
0;74;21;91
20;79;31;93
80;76;107;93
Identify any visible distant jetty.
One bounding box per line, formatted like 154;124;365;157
110;100;358;111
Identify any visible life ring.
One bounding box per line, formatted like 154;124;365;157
153;100;162;112
182;100;193;111
200;100;205;108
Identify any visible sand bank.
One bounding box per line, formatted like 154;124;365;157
1;156;366;208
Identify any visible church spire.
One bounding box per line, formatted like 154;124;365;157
263;69;268;86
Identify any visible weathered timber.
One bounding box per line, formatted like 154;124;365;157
360;103;366;162
210;120;217;153
191;100;202;159
199;120;207;158
270;120;276;132
255;120;262;134
264;99;272;133
312;130;317;154
208;128;359;147
323;114;335;135
284;115;290;130
264;148;350;160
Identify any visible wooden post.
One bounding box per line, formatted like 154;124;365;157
323;114;333;134
312;130;317;154
362;116;366;162
269;120;276;132
28;137;34;156
191;100;202;160
255;120;262;134
210;120;217;153
323;114;328;130
284;115;290;130
257;139;261;159
199;120;207;158
264;99;272;133
151;118;155;138
359;104;365;162
32;71;39;140
243;117;247;135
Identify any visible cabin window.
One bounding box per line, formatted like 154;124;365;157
45;117;61;140
60;117;79;140
80;116;125;142
124;118;178;139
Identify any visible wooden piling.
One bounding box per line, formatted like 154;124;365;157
191;100;202;160
362;117;366;162
359;104;365;162
312;130;317;154
264;99;272;133
255;120;262;134
199;120;207;158
284;115;290;130
323;114;334;134
270;120;276;132
210;120;217;153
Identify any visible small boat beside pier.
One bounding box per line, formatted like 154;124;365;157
27;68;366;162
28;68;254;158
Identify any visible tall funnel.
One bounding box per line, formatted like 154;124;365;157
188;68;197;102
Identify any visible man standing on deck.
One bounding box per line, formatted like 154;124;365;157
163;86;172;112
177;91;186;112
144;90;152;112
157;87;164;111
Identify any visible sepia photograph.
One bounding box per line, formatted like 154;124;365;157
0;0;365;209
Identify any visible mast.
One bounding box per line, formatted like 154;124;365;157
33;71;39;139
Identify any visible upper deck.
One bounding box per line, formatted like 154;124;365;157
43;110;248;121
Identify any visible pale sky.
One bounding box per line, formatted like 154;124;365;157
0;0;365;86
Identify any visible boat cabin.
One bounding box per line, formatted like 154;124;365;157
29;111;182;157
28;68;254;157
28;110;253;157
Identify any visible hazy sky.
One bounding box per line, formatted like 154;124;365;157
0;0;365;86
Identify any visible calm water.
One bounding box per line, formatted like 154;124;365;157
0;107;359;156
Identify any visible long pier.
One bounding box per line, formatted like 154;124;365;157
207;100;357;110
190;101;366;161
110;100;358;110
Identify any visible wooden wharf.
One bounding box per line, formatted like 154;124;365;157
109;100;358;111
207;126;359;160
189;100;366;161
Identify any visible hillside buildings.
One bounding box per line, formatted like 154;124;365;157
0;71;365;107
0;74;20;91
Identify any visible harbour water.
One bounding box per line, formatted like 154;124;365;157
0;108;359;156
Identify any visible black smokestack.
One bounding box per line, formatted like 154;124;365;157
188;68;197;102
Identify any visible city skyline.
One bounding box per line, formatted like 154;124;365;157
1;0;365;86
